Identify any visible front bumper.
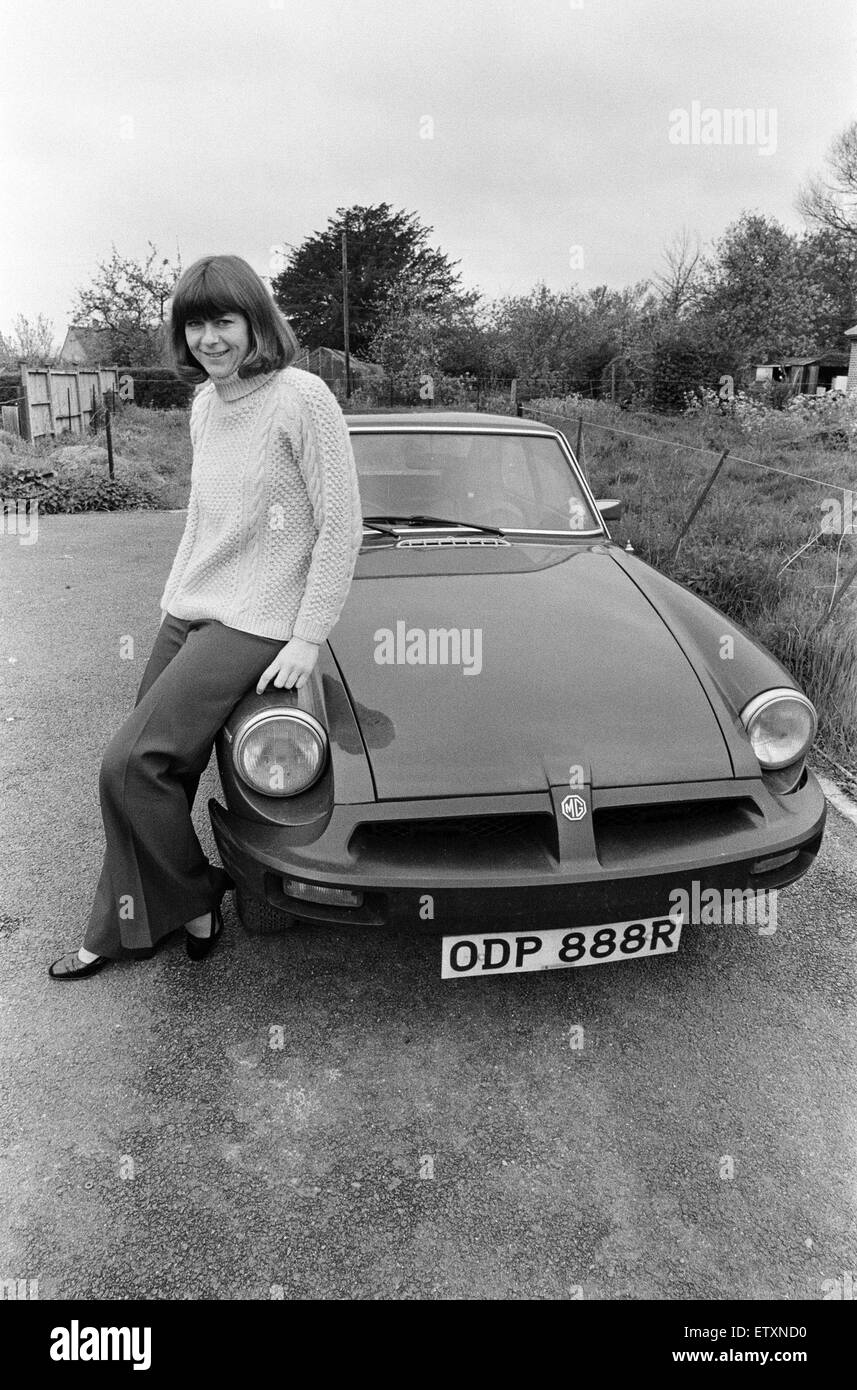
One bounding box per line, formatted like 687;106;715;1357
209;769;826;933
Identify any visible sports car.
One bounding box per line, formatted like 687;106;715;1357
208;412;826;977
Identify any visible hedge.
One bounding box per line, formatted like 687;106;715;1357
125;369;194;410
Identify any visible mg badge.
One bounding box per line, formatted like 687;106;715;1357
561;793;587;821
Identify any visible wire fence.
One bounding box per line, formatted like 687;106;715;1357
520;401;857;631
521;405;856;495
323;370;604;411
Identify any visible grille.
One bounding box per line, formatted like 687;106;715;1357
593;797;760;868
349;813;557;868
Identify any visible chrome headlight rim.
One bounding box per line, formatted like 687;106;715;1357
233;707;328;798
739;687;817;771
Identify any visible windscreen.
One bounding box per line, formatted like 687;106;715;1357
350;430;601;533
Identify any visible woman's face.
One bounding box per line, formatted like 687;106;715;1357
185;310;251;378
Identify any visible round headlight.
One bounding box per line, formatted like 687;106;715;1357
233;709;327;797
740;688;817;771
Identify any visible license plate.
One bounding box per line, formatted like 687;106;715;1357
441;915;683;978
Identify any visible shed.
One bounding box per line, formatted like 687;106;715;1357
291;346;385;388
845;325;857;393
755;350;849;395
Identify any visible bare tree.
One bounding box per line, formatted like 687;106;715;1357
0;314;57;366
652;228;702;318
797;121;857;241
70;241;183;364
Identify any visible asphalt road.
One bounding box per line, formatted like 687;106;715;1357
1;510;855;1301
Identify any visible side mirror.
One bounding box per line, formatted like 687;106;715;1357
596;498;623;521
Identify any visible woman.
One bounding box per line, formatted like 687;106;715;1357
49;254;363;980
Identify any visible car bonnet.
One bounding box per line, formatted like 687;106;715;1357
326;546;734;798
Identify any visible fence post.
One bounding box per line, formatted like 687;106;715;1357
105;408;114;478
17;362;32;443
670;449;730;561
45;366;57;438
575;413;586;478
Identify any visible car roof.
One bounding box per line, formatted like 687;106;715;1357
344;410;559;434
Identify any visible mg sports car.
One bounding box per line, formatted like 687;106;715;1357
208;412;826;978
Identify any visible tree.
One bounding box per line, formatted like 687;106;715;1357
0;314;57;365
271;204;471;357
693;213;836;363
70;241;182;365
367;278;443;380
486;282;585;380
797;121;857;242
652;228;702;319
794;228;857;343
484;280;654;392
369;277;493;380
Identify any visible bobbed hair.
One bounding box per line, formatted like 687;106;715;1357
167;254;299;382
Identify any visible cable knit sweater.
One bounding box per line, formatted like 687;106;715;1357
159;365;363;644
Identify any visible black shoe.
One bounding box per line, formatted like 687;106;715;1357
48;950;111;981
185;901;224;961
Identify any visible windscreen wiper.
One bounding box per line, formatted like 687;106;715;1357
363;513;506;537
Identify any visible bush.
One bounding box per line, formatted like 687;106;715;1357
126;369;195;410
685;383;857;450
0;461;162;512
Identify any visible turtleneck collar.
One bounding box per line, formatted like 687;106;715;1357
211;368;279;402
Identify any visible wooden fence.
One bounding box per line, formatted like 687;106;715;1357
3;363;121;442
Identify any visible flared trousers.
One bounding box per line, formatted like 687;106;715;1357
82;611;284;959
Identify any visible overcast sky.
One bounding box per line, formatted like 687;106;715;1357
1;0;854;344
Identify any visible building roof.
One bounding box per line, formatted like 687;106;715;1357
787;352;848;368
758;351;849;369
60;325;114;351
293;345;384;374
59;323;162;364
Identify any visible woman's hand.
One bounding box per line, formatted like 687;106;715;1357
256;637;320;693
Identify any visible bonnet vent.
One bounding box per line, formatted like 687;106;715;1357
395;534;512;548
